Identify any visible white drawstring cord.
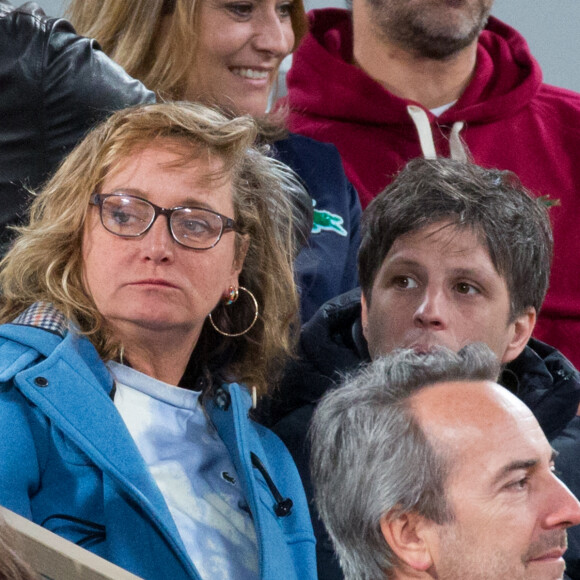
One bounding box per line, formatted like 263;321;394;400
449;121;468;161
407;105;437;159
407;105;468;161
251;386;257;410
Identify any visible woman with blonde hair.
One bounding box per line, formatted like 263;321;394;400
0;102;316;580
68;0;361;322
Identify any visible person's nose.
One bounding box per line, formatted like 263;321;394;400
413;286;448;330
253;10;294;58
140;215;175;263
543;475;580;530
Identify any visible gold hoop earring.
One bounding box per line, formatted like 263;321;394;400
209;286;259;337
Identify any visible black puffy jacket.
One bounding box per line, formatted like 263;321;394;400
0;1;154;251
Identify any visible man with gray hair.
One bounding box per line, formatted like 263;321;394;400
311;345;580;580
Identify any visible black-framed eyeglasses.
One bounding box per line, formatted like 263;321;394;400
89;193;239;250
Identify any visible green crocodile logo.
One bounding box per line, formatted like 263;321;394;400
312;201;347;237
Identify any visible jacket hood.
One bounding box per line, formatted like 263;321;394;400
277;289;580;439
268;289;366;421
287;9;543;126
297;288;367;395
505;339;580;440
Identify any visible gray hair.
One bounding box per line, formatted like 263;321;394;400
358;157;553;319
310;344;501;580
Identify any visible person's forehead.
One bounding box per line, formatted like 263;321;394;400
411;380;527;430
103;139;230;188
99;144;236;218
388;221;491;261
412;381;548;482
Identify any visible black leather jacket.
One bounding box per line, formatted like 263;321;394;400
0;1;155;251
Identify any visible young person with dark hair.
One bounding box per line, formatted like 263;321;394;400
267;157;579;579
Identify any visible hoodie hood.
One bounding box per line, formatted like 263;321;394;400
504;338;580;440
287;10;543;127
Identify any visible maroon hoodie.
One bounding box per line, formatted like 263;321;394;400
286;9;580;367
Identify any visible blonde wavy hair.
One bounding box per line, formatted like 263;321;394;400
66;0;308;103
0;102;299;395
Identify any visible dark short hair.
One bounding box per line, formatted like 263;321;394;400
310;344;501;579
358;158;553;319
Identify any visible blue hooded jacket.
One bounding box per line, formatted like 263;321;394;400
0;308;316;580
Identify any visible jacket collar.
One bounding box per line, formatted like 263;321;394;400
505;338;580;439
12;302;68;337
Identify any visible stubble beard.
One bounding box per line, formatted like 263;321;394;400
367;0;493;60
435;523;568;580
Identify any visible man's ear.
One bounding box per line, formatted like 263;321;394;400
361;292;369;341
380;511;435;573
502;307;536;364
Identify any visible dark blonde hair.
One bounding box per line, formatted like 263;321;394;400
67;0;308;102
0;102;299;395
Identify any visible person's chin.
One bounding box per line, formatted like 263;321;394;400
236;94;270;118
118;303;189;330
128;315;189;333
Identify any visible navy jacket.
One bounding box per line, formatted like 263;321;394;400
267;289;580;580
0;306;317;580
273;135;361;322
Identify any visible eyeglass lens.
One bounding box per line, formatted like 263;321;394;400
100;195;226;249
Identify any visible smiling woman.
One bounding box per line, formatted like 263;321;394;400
0;102;316;580
67;0;306;103
182;0;295;116
67;0;362;322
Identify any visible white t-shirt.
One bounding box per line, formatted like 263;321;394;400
108;361;259;580
430;100;457;117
